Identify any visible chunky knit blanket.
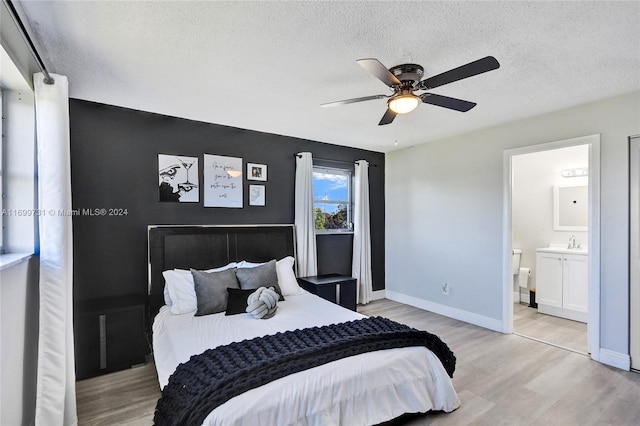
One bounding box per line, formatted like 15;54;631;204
154;316;455;426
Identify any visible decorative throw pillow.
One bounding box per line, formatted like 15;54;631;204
246;287;279;319
225;288;255;316
163;262;237;314
235;259;285;300
191;268;240;316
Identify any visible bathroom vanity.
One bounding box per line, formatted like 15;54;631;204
535;246;588;323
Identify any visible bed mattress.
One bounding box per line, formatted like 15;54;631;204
153;293;460;425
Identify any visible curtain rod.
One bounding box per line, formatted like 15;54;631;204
294;154;377;167
4;0;54;85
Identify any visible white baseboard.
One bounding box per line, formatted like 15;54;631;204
598;348;631;371
371;289;386;300
382;291;631;372
385;290;503;332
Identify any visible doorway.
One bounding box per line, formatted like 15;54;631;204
503;134;601;359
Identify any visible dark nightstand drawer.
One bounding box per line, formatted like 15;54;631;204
298;274;357;311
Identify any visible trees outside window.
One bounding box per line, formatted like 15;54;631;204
312;167;352;232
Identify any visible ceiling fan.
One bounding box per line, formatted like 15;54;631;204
321;56;500;125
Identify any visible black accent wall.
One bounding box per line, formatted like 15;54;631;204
69;99;385;303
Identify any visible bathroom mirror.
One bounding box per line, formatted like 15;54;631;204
553;184;588;231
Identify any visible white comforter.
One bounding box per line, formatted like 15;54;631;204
153;293;460;425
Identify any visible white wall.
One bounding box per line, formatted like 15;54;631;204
386;91;640;358
0;257;39;425
512;145;589;294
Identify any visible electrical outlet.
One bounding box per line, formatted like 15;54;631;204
442;282;449;295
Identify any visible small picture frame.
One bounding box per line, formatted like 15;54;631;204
249;185;266;206
247;163;267;181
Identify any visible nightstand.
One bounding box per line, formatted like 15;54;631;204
297;274;357;311
74;295;146;380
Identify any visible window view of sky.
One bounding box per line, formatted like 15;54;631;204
313;171;348;214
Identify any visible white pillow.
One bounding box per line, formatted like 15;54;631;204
162;270;196;315
163;285;173;307
237;260;264;268
163;262;237;314
275;256;305;296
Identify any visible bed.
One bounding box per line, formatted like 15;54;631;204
148;225;460;425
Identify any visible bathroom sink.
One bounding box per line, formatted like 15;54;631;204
537;244;588;255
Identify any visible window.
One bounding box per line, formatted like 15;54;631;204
0;45;36;261
313;166;352;233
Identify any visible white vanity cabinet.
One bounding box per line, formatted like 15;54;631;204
536;252;564;308
536;248;588;323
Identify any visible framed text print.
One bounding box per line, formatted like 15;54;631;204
203;154;243;208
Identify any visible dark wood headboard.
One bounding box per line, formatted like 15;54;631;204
147;224;296;318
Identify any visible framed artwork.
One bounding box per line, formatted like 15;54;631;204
247;163;267;181
203;154;243;208
158;154;199;203
249;185;266;206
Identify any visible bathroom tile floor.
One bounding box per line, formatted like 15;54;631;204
513;302;588;354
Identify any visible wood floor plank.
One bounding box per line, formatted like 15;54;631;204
513;302;587;353
76;363;160;425
75;298;640;425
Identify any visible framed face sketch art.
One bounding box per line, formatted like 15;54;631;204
158;154;199;202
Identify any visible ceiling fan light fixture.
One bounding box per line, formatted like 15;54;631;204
388;94;420;114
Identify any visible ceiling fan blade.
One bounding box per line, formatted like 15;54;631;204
419;56;500;90
420;93;477;112
321;94;387;108
378;108;397;125
357;58;401;87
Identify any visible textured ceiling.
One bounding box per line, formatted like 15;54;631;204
18;1;640;153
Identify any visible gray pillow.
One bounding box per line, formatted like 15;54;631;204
191;268;240;316
235;260;284;301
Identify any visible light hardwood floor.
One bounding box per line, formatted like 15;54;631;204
76;299;640;425
513;302;588;354
76;362;160;426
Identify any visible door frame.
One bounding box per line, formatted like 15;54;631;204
502;134;601;360
629;135;640;370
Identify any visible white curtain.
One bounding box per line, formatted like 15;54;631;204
294;152;317;277
34;73;77;426
352;160;372;304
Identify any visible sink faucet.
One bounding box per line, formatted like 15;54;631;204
568;234;576;249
